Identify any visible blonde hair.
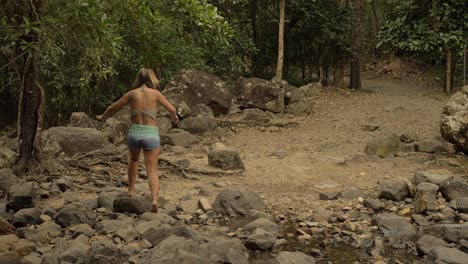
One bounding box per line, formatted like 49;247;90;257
132;68;160;89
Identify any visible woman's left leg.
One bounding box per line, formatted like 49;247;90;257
128;148;141;196
143;147;160;212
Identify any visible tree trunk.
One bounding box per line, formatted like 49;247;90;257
445;48;455;93
249;0;260;75
275;0;285;81
349;0;362;90
333;62;345;87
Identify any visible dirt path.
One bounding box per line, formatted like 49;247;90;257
156;76;454;215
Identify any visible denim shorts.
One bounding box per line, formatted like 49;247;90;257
127;124;160;151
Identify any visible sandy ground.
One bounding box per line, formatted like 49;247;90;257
142;76;460;216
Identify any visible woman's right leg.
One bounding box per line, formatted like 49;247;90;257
143;148;160;212
128;148;141;196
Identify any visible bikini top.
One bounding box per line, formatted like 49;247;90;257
130;109;157;122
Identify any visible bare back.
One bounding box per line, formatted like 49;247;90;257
128;87;159;126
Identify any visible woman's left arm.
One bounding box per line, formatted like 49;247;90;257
97;93;130;122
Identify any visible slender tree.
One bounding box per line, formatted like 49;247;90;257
275;0;285;80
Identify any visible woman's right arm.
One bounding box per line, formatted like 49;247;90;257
157;91;179;124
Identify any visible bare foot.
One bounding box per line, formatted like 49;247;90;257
128;189;136;197
151;200;158;213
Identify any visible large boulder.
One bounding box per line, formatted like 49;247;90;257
161;129;198;148
113;194;151;215
441;86;468;154
440;180;468;201
274;251;316;264
163;70;233;116
82;240;126;264
70;112;100;129
208;147;245;170
378;179;410;201
178;116;217;135
373;214;417;239
0;145;15;169
423;223;468;242
235;77;285;113
364;133;400;157
0;169;18;199
212;187;265;216
42;127;110;156
6;183;36;212
55;203;96;228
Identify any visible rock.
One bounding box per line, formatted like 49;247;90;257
0;251;20;264
413;182;439;214
19;252;42;264
55;203;96;228
115;227;138;243
17;222;62;243
190;104;214;118
423;223;468;242
11;239;36;257
59;235;91;263
244;218;282;234
0;234;20;252
69;224;95;238
363;199;385;211
7;183;36;212
155;117;172;136
312;208;333;222
243;108;272;122
362;124;379;131
319;191;339;201
428;247;468;264
0;169;19;199
286;99;314;115
208;148;245;170
95;218;135;235
61;191;79;204
102;117;129;144
140;212;176;224
275;251;316;264
113;194;151;214
416;235;449;255
378;179;409;201
142;225;202;247
70;112;99;128
440;86;468;154
440;180;468;201
12;208;41;227
97;187;126;209
414;170;454;186
42;127;110;156
245;228;276;251
373;214;417;239
457;197;468;213
161;129;198;147
178;116;217;135
0;217;15;233
82;240;126;264
212;187;265;216
0;146;15;170
247;210;276;222
364;133;400;158
337;187;363;200
288;88;307;104
164;70;233;116
198;198;213;212
140;235;208;264
400;132;418;143
55;177;74;192
203;238;249;264
414;140;449;153
235;77;285;113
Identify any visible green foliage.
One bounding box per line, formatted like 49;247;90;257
1;0;239;124
377;0;467;56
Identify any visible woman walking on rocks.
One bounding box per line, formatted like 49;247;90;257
97;68;178;212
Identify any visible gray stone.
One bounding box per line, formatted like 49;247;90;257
413;182;439;214
155;117;172;136
364;133;400;158
312;208;333;222
235;77;285;113
423;223;468;242
373;214;417;238
208;148;245;170
161;129;198;147
245;228;276;251
0;251;20;264
378;179;409;201
414;171;454;186
82;240;126;264
55;203;96;228
337;187;363;200
178;116;217;135
363;199;385;211
7;183;36;212
244;218;282;234
113;194;151;215
12;208;41;227
59;235;90;263
441;86;468;154
440;180;468;201
140;212;176;224
204;238;249;264
95;219;134;235
140;235;208;264
416;235;449;255
286;99;314;115
17;222;62;244
0;146;15;170
136;220;164;235
318;191;338;201
243;108;271;121
456;197;468;213
97;187;126;209
414;140;449;153
400;132;418;143
142;225;202;247
275;251;316;264
42;127;110;156
0;168;18;199
412;214;432;227
164;70;234;116
246;210;276;222
115;227;138;243
428;247;468;264
70;112;99;128
69;224;95;238
19;252;42;264
190;104;214;118
212;187;265;216
55;177;74;192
